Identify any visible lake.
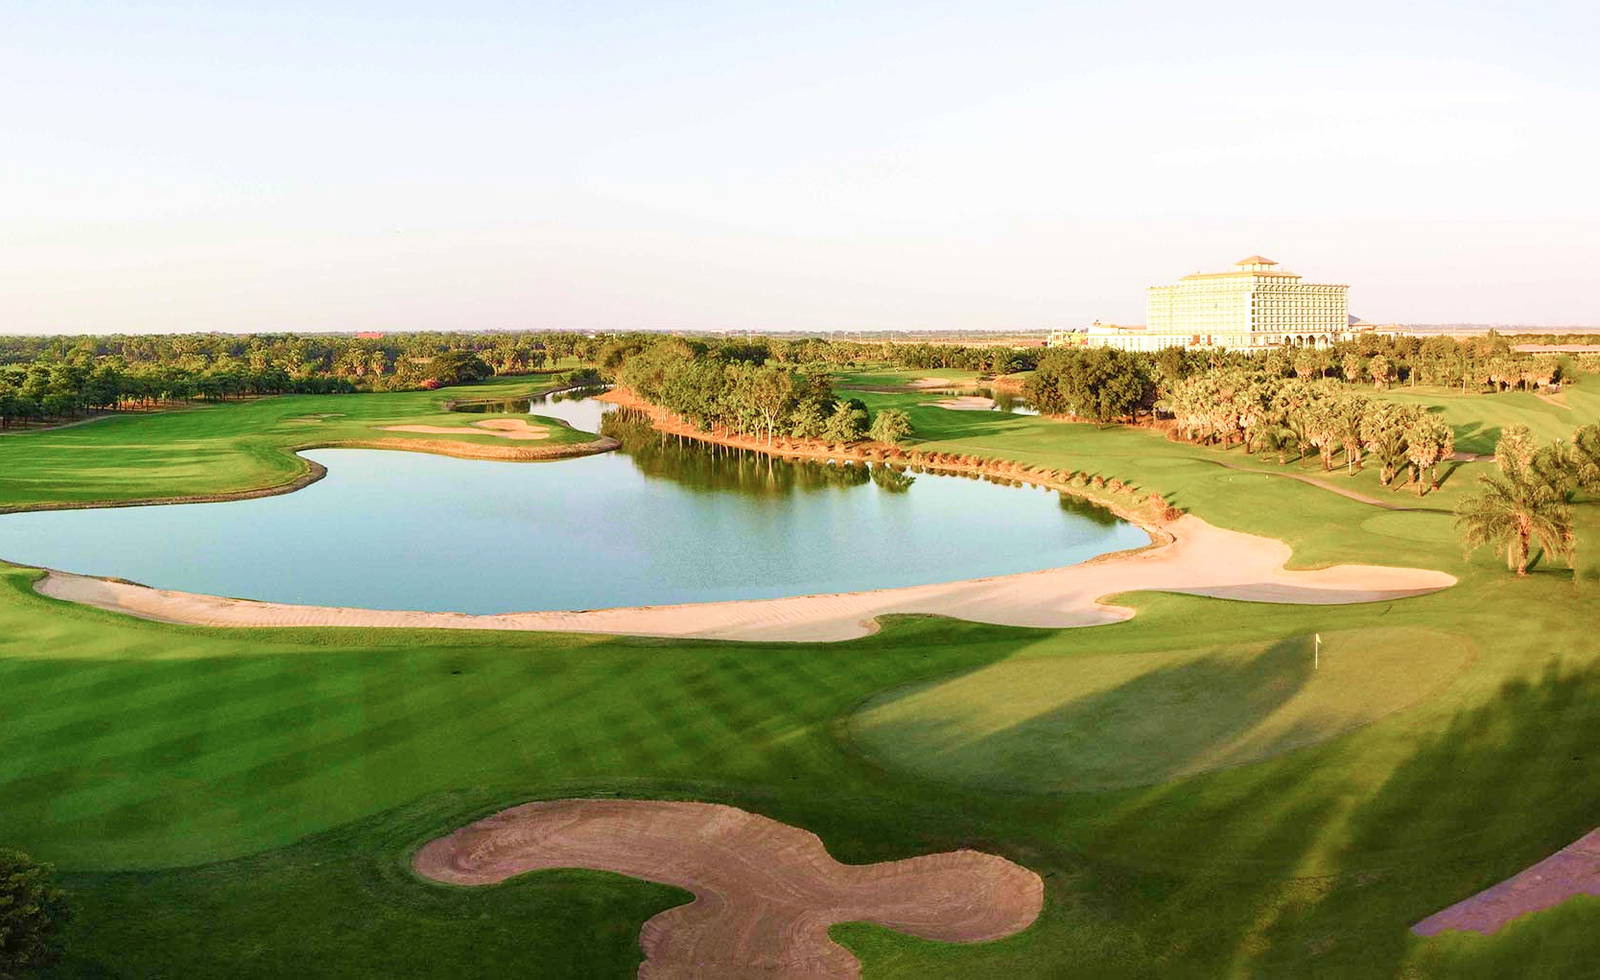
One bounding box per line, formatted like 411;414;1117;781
0;391;1145;613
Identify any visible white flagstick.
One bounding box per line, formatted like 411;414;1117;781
1315;633;1321;670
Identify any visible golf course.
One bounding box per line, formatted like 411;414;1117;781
3;366;1599;978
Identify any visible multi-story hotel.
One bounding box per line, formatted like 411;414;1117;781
1052;256;1351;352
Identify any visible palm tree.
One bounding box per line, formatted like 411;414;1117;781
1334;395;1369;474
1571;423;1600;491
1359;401;1418;487
1404;415;1454;494
1456;467;1575;576
1495;424;1537;474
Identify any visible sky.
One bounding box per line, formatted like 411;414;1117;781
3;0;1598;334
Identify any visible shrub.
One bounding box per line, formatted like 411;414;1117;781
0;849;70;975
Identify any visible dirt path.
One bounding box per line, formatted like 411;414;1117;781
33;513;1456;642
1412;828;1600;936
413;798;1042;978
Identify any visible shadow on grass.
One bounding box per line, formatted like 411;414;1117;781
1240;661;1600;977
852;636;1351;802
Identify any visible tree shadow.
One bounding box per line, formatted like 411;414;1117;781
1449;421;1500;457
1242;661;1600;976
857;637;1318;795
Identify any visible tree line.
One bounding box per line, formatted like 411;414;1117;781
1162;370;1458;492
0;328;1024;429
0;331;628;428
615;338;912;445
1149;331;1568;392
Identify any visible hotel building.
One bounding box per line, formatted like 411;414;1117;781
1053;256;1350;352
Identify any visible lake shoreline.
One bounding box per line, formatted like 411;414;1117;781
597;387;1175;532
30;513;1454;642
10;388;1456;640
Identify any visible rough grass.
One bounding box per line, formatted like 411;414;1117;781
0;377;1598;977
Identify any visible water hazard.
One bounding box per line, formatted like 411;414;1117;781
0;390;1143;613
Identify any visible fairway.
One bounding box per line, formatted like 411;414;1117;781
1373;385;1600;456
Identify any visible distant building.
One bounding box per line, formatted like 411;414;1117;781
1056;256;1351;352
354;331;386;340
1513;344;1600;355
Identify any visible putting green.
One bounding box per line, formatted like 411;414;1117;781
1361;510;1459;544
848;627;1474;792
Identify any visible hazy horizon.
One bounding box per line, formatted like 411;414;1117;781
6;1;1597;335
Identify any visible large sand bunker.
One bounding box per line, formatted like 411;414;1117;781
35;514;1456;642
1413;828;1600;936
413;798;1043;978
380;418;550;440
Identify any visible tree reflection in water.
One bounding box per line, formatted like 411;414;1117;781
601;409;925;496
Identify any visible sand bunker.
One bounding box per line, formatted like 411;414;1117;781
413;798;1042;978
282;413;347;424
34;514;1455;642
924;395;997;411
380;418;549;441
1413;828;1600;936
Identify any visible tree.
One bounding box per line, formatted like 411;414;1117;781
1368;354;1394;389
1404;415;1455;495
822;399;870;443
1341;352;1365;385
1024;348;1153;423
0;849;71;976
787;400;829;440
426;350;493;387
1359;402;1419;487
1303;397;1343;471
1234;378;1276;454
868;408;913;444
730;363;797;444
1456;467;1575;576
1571;423;1600;491
1293;349;1323;379
1495;424;1538;474
1333;394;1369;474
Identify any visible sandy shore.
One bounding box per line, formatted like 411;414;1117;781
924;395;998;411
413;798;1042;978
33;514;1455;642
381;418;551;440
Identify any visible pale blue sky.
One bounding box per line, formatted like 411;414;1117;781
3;1;1597;333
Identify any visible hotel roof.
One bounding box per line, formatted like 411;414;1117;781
1236;255;1277;265
1172;270;1308;281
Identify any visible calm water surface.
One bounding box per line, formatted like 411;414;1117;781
0;391;1143;613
